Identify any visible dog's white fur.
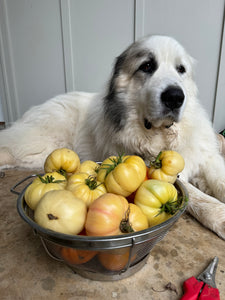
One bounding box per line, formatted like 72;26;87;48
1;35;225;239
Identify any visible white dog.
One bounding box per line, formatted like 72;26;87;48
1;35;225;239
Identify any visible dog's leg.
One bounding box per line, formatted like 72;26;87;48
217;133;225;159
0;95;81;169
181;180;225;240
0;124;66;169
200;152;225;203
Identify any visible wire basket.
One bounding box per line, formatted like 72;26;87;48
13;176;188;281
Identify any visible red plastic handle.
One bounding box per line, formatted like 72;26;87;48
198;284;220;300
180;276;204;300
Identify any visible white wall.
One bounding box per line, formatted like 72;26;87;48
62;0;135;92
0;0;66;121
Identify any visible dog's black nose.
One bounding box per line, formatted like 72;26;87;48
161;86;184;110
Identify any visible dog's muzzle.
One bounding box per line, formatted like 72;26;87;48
161;86;184;110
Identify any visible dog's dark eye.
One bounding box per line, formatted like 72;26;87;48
139;58;157;74
176;64;186;74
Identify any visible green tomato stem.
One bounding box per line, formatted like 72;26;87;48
150;151;162;169
157;195;188;216
57;169;67;178
101;154;124;177
85;176;102;190
37;174;65;184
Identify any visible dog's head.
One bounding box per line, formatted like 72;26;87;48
104;35;197;130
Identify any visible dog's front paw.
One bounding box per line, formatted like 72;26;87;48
211;213;225;240
188;199;225;240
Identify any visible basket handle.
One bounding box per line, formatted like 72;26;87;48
40;237;64;262
10;174;38;195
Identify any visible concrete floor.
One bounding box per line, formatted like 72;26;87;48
1;169;225;300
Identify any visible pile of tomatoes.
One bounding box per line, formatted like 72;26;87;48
24;147;186;270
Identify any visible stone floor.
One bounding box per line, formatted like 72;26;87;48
0;169;225;300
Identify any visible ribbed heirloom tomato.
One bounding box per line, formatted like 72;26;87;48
126;166;150;203
97;155;146;197
134;179;180;227
24;172;66;210
85;193;148;236
148;150;185;183
44;148;80;176
66;172;107;207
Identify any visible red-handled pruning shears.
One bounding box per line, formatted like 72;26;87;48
180;256;220;300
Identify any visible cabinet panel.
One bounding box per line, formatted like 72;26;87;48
68;0;134;92
0;0;135;121
1;0;66;120
136;0;225;122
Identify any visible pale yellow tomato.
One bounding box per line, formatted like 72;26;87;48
44;148;80;175
24;172;66;210
97;155;146;197
134;179;178;227
148;150;185;183
34;190;87;235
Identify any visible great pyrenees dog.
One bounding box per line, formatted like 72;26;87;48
1;35;225;239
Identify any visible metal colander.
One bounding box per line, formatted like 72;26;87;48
13;176;188;281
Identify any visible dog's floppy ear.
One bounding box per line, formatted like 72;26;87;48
103;53;128;131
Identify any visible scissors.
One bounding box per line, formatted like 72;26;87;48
180;256;220;300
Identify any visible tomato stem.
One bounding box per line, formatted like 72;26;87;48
101;154;124;177
37;174;66;184
58;169;67;178
120;206;135;233
85;176;102;190
150;151;162;169
158;195;188;216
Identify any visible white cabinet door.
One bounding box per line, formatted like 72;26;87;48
61;0;134;92
0;0;66;122
135;0;225;126
0;0;135;122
